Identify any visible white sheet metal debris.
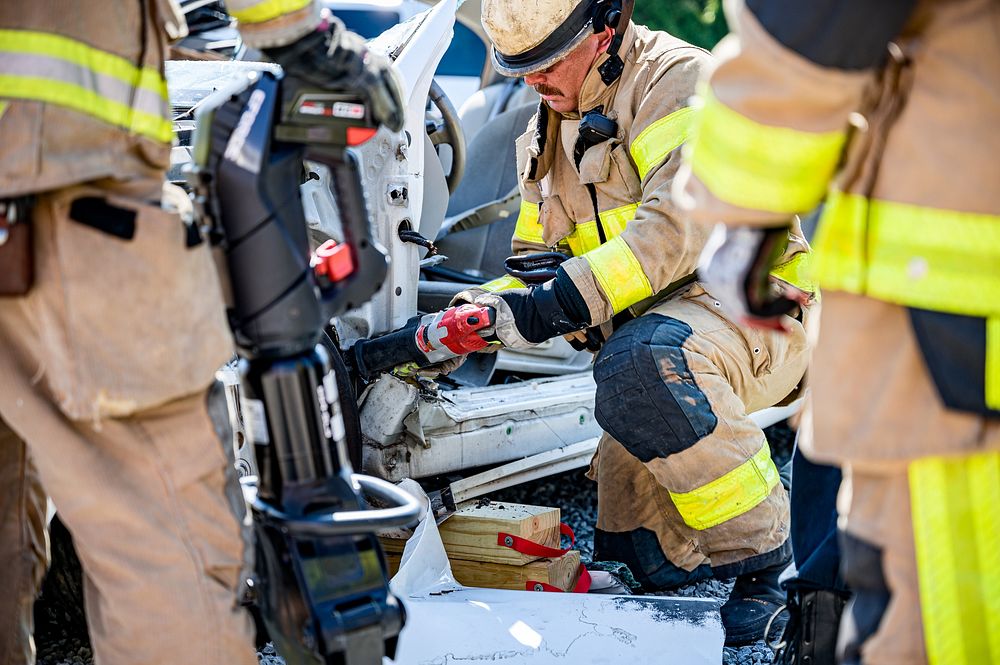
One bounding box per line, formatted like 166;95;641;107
387;485;724;664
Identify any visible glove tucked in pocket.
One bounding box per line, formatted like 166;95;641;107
25;182;234;421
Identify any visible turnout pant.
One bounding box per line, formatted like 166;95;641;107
803;292;1000;665
588;283;810;588
0;175;255;665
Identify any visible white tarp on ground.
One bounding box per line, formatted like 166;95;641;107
386;481;724;664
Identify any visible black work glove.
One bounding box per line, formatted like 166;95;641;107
474;268;590;349
698;224;811;330
263;13;404;132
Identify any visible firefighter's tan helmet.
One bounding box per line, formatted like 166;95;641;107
482;0;602;77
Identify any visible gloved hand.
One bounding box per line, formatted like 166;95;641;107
563;329;603;353
391;354;467;380
263;11;404;132
474;277;589;350
450;285;487;308
698;224;810;331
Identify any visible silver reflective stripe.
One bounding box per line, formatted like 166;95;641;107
0;51;167;120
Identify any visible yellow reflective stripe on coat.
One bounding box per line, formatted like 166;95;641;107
480;274;526;293
630;106;697;180
909;451;1000;665
813;189;1000;318
583;236;653;314
566;203;639;256
669;441;780;531
513;200;544;245
769;251;817;295
567;221;601;256
987;318;1000;410
229;0;312;24
599;202;638;237
688;86;846;214
0;30;170;143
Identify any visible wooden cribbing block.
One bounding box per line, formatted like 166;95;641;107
384;549;581;592
438;501;561;565
379;502;561;565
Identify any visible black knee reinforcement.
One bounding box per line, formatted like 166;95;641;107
593;314;717;462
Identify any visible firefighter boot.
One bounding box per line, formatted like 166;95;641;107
720;557;789;646
770;588;847;665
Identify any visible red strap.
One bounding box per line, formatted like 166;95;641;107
526;565;592;593
497;523;575;558
497;523;590;594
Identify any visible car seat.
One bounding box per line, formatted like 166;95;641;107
418;101;538;312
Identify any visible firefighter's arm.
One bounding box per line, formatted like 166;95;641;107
466;54;713;348
447;197;547;307
452;197;589;351
225;0;322;49
227;1;404;132
559;50;713;325
675;0;916;324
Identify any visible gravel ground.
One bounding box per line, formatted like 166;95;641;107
489;467;776;665
36;423;795;665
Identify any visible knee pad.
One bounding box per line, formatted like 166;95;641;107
593;314;717;462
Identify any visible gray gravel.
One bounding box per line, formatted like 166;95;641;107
489;467;774;665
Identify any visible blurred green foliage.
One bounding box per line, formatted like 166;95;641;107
632;0;728;50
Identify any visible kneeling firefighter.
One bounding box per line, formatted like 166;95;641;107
348;0;817;646
0;0;406;663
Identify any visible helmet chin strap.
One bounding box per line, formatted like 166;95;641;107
594;0;634;85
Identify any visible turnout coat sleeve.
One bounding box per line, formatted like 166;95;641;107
497;24;815;326
227;0;322;48
560;47;717;326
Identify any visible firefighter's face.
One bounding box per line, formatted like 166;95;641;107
524;28;614;114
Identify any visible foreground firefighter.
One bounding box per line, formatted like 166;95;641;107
382;0;815;646
678;0;1000;663
0;1;402;663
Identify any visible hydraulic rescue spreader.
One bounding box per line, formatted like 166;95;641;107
188;69;421;665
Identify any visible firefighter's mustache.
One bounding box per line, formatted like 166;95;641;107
532;84;562;97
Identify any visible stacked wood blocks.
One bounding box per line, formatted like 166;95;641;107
380;501;581;591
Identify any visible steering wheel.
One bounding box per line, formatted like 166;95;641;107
427;80;466;194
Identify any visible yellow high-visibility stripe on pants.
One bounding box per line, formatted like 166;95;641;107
669;440;780;531
909;450;1000;665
